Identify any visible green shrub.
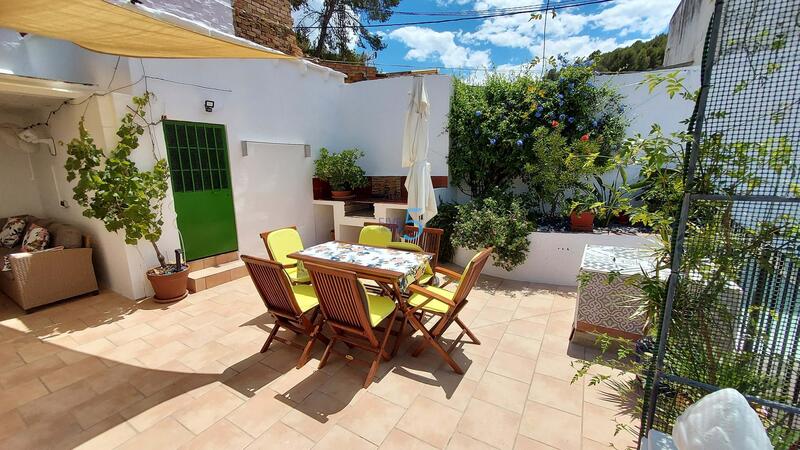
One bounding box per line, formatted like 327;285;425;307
425;200;458;263
447;59;627;199
314;147;368;191
452;196;536;271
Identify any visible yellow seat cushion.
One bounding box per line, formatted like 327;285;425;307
267;228;304;265
386;241;423;252
285;266;310;283
366;293;396;327
417;272;435;285
290;284;319;313
407;285;455;314
358;225;393;247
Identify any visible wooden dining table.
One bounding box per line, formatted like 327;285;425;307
288;240;435;356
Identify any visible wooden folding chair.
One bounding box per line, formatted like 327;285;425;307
402;226;444;267
241;255;328;368
403;247;493;374
259;226;310;284
304;262;402;388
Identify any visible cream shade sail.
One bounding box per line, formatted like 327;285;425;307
0;0;294;60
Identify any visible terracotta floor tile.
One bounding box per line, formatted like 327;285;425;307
137;340;192;368
226;361;282;398
457;398;521;450
226;388;293;438
246;421;314;449
419;369;478;412
315;425;377;450
280;391;348;441
367;370;425;408
0;378;51;415
15;340;62;363
478;306;515;325
106;323;157;346
72;383;144;429
378;429;438;450
173;385;244;434
396;396;462;449
178;341;235;371
270;365;331;404
473;371;529;414
117;417;194;450
121;384;198;432
0;353;65;389
533;351;580;382
518;401;582;450
528;373;583;415
339;392;405;445
69;414;138;449
183;419;254;450
486;350;536;383
497;333;542;360
40;356;108;392
581;402;638;449
505;319;547;341
0;410;26;440
513;435;557;449
447;432;497;450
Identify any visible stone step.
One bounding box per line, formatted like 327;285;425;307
187;259;247;293
187;251;240;273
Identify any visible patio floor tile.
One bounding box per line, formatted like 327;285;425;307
396;396;462;449
0;270;637;449
457;398;521;450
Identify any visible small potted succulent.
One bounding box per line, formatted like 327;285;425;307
66;93;189;303
314;147;368;199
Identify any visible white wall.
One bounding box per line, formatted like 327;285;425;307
0;32;454;298
455;232;659;287
337;75;451;177
663;0;714;66
0;109;45;218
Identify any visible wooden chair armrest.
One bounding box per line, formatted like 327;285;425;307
283;262;298;268
408;284;456;307
433;266;462;281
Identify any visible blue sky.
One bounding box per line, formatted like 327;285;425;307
359;0;681;77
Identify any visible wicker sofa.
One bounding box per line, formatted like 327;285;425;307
1;216;98;311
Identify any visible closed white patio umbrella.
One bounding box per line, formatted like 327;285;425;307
402;76;438;223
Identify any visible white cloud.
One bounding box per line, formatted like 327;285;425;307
388;26;492;68
592;0;680;35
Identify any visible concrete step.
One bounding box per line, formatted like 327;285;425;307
187;251;240;273
187;259;247;293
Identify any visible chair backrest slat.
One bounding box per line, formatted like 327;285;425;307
452;247;493;305
242;255;302;317
304;262;378;344
403;226;443;267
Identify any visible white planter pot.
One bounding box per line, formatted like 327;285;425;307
454;231;659;287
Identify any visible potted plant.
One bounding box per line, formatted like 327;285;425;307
314;147;368;199
65;92;189;303
568;192;601;232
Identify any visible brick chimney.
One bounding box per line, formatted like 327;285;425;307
232;0;303;56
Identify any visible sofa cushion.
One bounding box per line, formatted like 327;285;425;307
0;217;27;248
48;223;83;249
21;224;50;252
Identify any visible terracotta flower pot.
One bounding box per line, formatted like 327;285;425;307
616;212;630;225
331;190;353;200
570;211;595;232
147;266;189;303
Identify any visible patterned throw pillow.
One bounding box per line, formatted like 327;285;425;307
21;224;50;252
0;217;27;248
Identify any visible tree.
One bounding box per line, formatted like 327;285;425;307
291;0;400;61
588;34;667;73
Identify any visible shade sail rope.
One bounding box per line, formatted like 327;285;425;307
0;0;295;60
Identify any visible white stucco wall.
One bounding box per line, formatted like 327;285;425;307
0;109;46;218
663;0;715;66
0;31;453;299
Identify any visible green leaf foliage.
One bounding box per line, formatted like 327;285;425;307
314;147;368;191
452;195;536;271
589;34;667;73
65;93;170;265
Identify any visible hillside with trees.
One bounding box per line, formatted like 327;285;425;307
589;34;667;72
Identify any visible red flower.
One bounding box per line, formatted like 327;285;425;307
551;120;559;127
580;134;590;141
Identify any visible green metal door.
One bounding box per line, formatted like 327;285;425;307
163;121;238;261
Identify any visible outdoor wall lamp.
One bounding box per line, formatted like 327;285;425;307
204;100;214;112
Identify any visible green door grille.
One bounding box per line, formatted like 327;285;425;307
164;121;238;261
